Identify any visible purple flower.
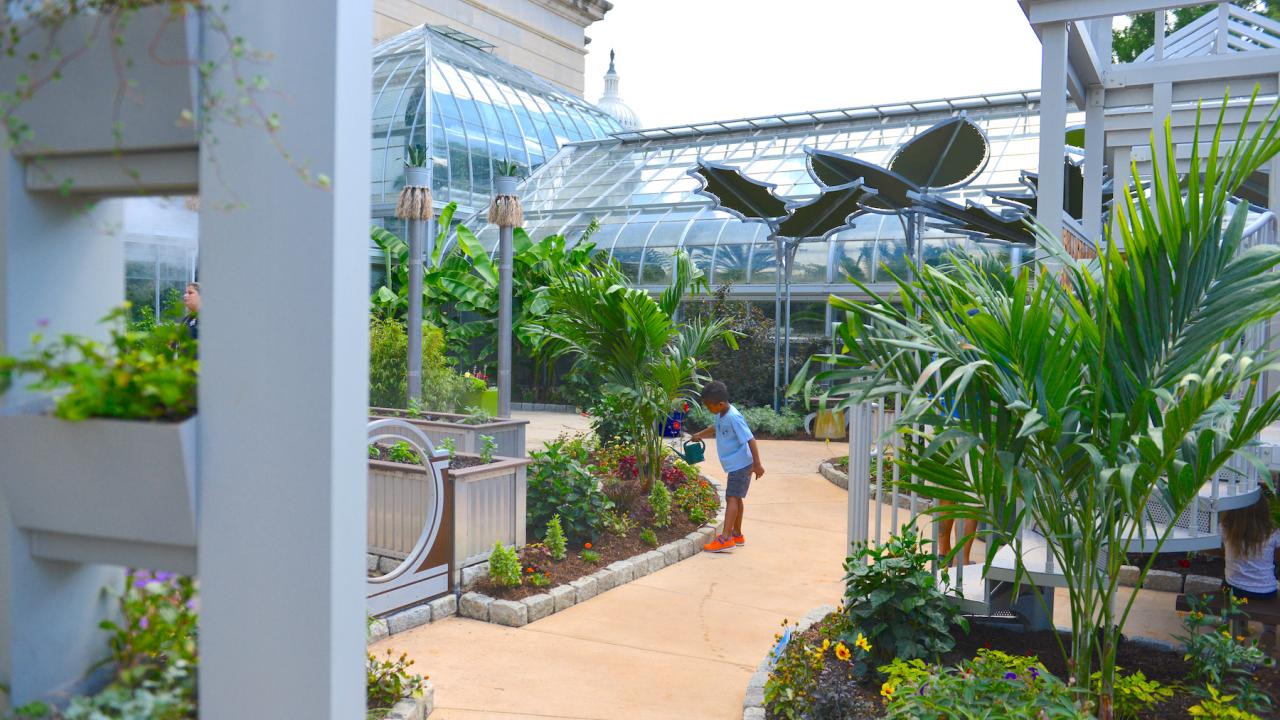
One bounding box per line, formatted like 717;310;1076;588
1030;667;1040;680
36;318;48;328
154;571;175;583
185;599;197;611
132;570;152;589
139;616;149;630
1004;672;1018;680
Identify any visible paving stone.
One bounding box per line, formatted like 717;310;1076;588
550;584;577;612
1142;570;1183;593
382;695;424;720
366;554;379;574
428;593;456;619
1117;565;1141;587
378;556;402;575
591;568;618;593
570;576;598;603
678;537;698;560
387;604;432;635
367;618;389;643
743;678;765;709
1185;574;1223;596
638;550;664;576
743;708;766;720
523;593;554;623
606;560;635;584
461;562;489;588
459;592;492;621
659;542;681;565
489;599;528;627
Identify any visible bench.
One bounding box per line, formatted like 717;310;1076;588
1175;591;1280;627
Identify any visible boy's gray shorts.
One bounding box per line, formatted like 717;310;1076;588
726;466;753;498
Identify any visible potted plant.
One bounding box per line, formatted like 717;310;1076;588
461;369;498;416
0;307;199;572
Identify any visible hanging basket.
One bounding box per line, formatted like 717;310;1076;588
396;166;433;221
488;175;523;227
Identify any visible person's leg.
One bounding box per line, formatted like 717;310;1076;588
959;519;978;565
731;497;744;536
937;517;955;559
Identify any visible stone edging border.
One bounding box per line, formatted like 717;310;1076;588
368;475;726;638
382;686;434;720
742;604;836;720
816;462;1224;595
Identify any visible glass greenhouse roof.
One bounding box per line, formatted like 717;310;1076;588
468;90;1059;299
371;25;622;219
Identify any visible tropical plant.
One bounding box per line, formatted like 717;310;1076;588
494;158;521;177
0;305;197;421
1175;594;1273;714
1091;669;1174;720
404;143;427;168
368;315;469;410
839;525;967;664
530;250;736;490
796;95;1280;718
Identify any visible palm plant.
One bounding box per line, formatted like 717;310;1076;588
798;95;1280;718
532;251;736;489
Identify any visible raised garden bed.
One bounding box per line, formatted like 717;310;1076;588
370;406;528;458
753;610;1280;720
1128;551;1226;579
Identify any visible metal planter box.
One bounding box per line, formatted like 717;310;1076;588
448;456;530;572
0;5;201;193
370;408;528;458
0;413;198;573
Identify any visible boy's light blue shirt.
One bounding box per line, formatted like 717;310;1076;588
713;404;755;473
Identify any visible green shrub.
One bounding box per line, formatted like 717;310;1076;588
840;525;967;664
1091;668;1173;719
648;478;673;528
639;528;658;547
879;650;1086;720
487;542;521;588
587;391;644;447
763;625;829;719
479;434;497;463
600;508;637;537
1175;594;1273;714
579;548;601;564
526;438;612;544
0;305;197;421
388;441;419;464
544;514;567;560
741;406;805;437
369;316;468;410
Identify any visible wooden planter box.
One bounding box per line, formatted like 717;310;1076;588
369;408;528;458
0;5;201;194
0;412;198;573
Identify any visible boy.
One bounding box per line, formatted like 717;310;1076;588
688;380;764;553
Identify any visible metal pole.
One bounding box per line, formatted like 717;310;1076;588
772;236;782;412
783;241;793;398
496;175;518;419
405;168;429;407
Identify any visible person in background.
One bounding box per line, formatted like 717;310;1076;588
1218;491;1279;646
181;282;200;340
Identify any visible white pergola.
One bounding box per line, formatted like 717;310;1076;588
1022;0;1280;244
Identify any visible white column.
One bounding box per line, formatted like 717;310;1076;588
0;163;125;707
197;1;370;718
1083;85;1106;241
1038;22;1069;253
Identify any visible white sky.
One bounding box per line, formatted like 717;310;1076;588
582;0;1046;129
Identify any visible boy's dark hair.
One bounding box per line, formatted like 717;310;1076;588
700;380;729;404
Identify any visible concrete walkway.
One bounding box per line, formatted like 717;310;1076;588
375;417;1186;719
373;435;850;720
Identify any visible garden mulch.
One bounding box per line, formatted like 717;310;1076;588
768;614;1280;719
368;443;487;470
470;507;715;602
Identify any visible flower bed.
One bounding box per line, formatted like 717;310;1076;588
370;406;528;458
755;611;1280;719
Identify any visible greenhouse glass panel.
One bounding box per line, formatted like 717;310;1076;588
749;240;779;284
789;241;830;283
640;246;675;284
834;239;875;283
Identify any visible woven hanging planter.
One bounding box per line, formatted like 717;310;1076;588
487;194;523;227
395;167;433;221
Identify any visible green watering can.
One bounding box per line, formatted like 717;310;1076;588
674;439;706;464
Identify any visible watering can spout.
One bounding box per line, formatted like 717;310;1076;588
675;439;706;464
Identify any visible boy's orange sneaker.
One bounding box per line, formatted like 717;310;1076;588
703;535;735;553
733;534;745;547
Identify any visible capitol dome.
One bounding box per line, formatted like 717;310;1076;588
596;50;641;130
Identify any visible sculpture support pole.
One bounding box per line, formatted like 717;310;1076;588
494;175;519;419
783;241;793;397
772;236;782;412
406;177;426;405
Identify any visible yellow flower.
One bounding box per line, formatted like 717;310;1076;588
821;638;831;652
881;682;896;699
1221;630;1231;639
835;643;851;661
1191;611;1204;621
1240;597;1249;605
1236;635;1246;642
855;633;872;653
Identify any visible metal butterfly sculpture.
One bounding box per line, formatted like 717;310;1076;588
689;115;1110;253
